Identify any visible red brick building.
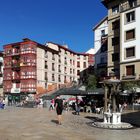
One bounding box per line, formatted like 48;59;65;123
3;38;94;100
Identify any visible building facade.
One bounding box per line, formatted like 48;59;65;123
120;0;140;80
93;16;108;80
3;38;94;98
101;0;140;81
0;51;3;96
102;0;120;78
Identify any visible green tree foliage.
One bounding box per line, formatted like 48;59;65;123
86;75;97;90
123;81;140;92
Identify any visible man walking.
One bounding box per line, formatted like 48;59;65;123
55;95;63;125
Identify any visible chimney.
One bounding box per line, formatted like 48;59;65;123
23;38;31;42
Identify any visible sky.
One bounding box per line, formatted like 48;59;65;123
0;0;107;53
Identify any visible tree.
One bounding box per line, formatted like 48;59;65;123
123;81;139;93
86;75;97;90
122;81;140;104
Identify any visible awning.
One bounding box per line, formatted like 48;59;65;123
41;86;104;99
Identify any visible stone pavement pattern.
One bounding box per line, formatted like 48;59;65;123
0;107;140;140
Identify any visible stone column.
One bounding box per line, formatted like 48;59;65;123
112;85;116;113
104;85;108;112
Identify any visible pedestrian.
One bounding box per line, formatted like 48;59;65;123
119;104;122;112
75;102;80;115
38;98;43;108
49;99;55;111
55;95;63;125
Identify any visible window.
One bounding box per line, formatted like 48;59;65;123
65;51;67;54
73;69;75;74
45;61;48;69
52;74;55;81
83;62;86;68
112;37;119;46
126;65;135;76
129;0;137;8
77;61;80;67
73;60;75;65
64;67;67;73
77;55;80;59
112;53;119;61
77;70;80;75
112;5;119;15
126;29;135;40
52;53;55;60
126;11;135;23
70;68;72;74
52;63;55;71
126;47;135;58
64;76;67;83
70;59;72;65
58;65;61;72
112;20;120;30
45;51;48;58
45;72;48;81
84;56;86;60
100;57;105;63
58;75;61;82
101;38;107;52
101;30;105;36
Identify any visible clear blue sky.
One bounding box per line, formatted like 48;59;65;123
0;0;107;52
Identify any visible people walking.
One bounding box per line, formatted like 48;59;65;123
49;99;55;111
75;102;80;115
55;95;63;125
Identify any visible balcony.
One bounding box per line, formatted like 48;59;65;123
122;74;136;80
12;63;20;71
12;76;20;83
20;48;36;54
120;0;140;12
11;88;20;93
21;88;36;93
12;51;20;56
13;45;20;49
4;76;12;80
101;34;108;38
20;75;36;79
20;62;36;67
97;63;107;68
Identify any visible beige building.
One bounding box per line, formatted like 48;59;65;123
102;0;140;81
43;42;94;91
102;0;120;78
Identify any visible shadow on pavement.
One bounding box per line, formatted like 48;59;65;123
85;116;103;122
85;111;140;128
122;111;140;127
51;119;59;124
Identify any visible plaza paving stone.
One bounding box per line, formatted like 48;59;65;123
0;107;140;140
